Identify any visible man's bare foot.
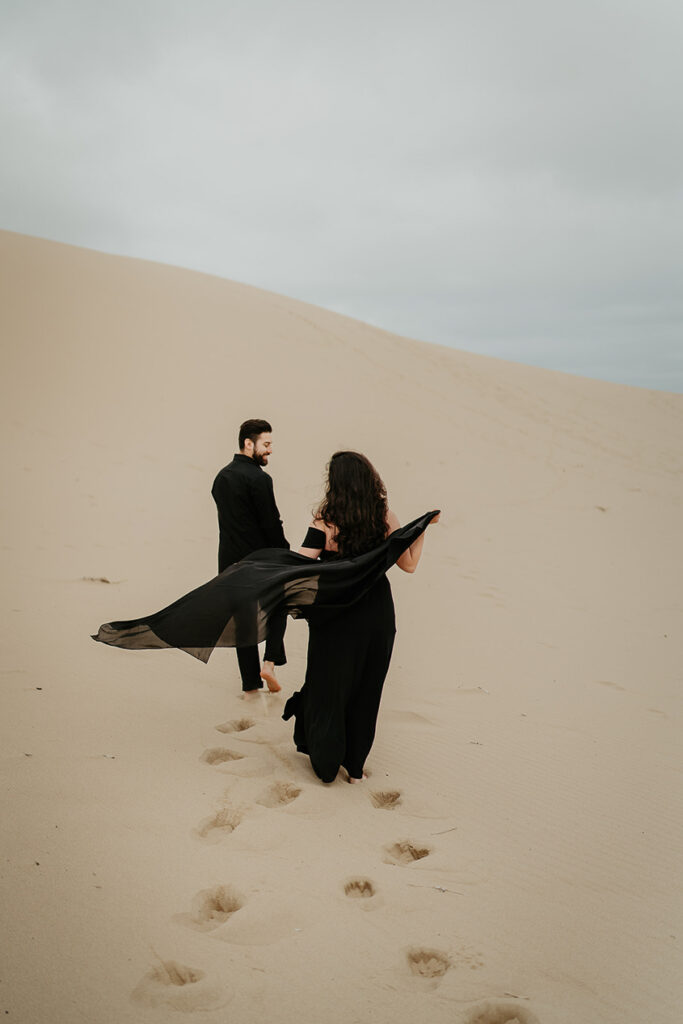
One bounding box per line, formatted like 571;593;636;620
241;689;261;700
348;773;368;784
260;662;281;693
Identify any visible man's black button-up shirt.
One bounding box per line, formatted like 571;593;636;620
212;454;289;572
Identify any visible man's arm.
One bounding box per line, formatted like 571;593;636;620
253;474;289;549
211;473;229;514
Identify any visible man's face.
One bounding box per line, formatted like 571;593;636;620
247;432;273;466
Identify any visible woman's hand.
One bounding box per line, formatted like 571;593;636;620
430;512;441;524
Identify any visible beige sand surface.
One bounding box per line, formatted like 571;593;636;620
1;229;682;1024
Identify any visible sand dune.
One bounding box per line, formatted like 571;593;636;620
1;229;682;1024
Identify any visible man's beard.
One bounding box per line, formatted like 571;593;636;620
253;451;269;466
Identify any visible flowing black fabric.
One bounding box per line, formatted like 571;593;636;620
92;511;437;664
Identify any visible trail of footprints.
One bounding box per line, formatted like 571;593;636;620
132;709;541;1022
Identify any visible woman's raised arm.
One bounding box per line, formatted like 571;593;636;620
387;509;440;573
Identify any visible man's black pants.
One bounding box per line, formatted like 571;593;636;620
236;608;287;691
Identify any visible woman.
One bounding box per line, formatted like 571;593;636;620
282;451;438;784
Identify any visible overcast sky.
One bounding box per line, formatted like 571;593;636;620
2;0;682;392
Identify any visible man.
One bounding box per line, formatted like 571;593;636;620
212;419;289;696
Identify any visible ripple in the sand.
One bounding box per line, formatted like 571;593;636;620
344;878;376;899
463;1001;541;1024
130;960;228;1011
196;806;243;841
370;789;402;810
257;781;302;808
215;718;255;734
383;840;431;865
407;948;450;979
200;747;245;766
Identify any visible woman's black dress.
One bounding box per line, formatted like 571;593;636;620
282;528;396;783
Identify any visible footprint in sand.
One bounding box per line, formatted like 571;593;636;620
370;789;402;810
130;959;228;1011
344;878;376;899
215;718;255;734
407;947;450;980
383;840;432;865
196;805;243;842
462;1001;540;1024
256;781;302;808
200;747;246;766
175;885;244;932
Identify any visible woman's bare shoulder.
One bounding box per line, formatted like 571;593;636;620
385;508;401;534
320;518;342;551
309;517;330;535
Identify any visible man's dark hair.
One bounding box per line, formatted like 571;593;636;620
239;419;272;450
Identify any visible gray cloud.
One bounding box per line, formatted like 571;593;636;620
2;0;682;391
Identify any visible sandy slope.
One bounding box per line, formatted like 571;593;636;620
1;229;682;1024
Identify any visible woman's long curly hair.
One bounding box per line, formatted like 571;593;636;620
316;451;388;557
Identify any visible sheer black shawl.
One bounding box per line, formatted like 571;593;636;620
92;511;438;663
